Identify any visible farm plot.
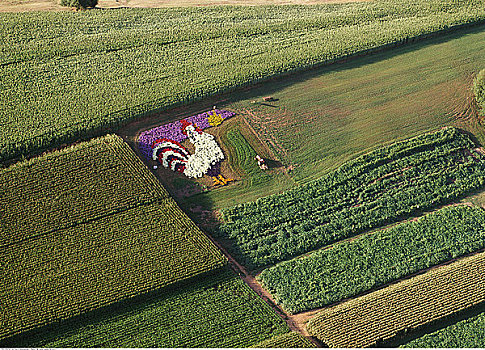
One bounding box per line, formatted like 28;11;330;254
10;269;290;348
0;135;226;341
403;311;485;348
258;205;485;313
1;0;484;163
306;250;485;348
217;127;485;269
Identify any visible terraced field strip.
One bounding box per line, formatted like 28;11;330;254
0;135;226;341
11;269;290;348
306;251;485;348
403;311;485;348
218;127;485;269
1;0;484;163
251;331;316;348
258;205;485;313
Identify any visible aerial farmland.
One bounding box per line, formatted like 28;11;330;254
1;0;485;347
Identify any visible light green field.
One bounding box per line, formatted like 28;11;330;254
193;24;485;209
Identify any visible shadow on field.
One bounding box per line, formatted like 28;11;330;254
376;301;485;347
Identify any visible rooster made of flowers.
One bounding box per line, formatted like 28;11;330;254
151;119;233;186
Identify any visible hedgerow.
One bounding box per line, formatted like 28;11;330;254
474;69;485;116
217;127;485;269
1;0;484;164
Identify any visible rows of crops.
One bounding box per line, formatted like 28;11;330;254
217;127;485;269
8;268;289;348
258;205;485;313
403;311;485;348
251;331;315;348
1;0;484;163
306;250;485;347
0;135;226;341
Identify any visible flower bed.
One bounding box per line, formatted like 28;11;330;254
138;109;235;161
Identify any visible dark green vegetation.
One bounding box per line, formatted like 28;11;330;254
0;135;226;340
1;0;484;164
60;0;97;10
217;128;485;269
474;69;485;116
251;331;315;348
306;251;485;348
259;205;485;313
403;312;485;348
11;269;289;348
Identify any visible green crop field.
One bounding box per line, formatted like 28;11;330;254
1;0;484;164
0;135;226;341
9;269;290;348
217;128;485;269
258;205;485;313
402;311;485;348
306;251;485;348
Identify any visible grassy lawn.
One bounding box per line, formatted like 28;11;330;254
192;25;485;210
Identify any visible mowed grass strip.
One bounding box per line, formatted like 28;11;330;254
0;135;226;340
306;250;485;348
1;0;484;163
218;127;485;269
251;331;316;348
258;205;485;313
402;311;485;348
11;269;289;348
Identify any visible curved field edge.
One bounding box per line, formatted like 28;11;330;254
257;205;485;313
0;134;226;341
1;0;484;164
306;250;485;348
7;268;290;348
402;311;485;348
216;127;485;269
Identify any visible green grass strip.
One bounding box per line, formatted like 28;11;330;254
9;268;289;348
258;205;485;313
402;312;485;348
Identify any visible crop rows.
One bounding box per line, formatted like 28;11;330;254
0;135;226;341
403;311;485;348
217;127;485;269
306;251;485;348
10;269;289;348
1;0;484;163
258;205;485;313
251;331;315;348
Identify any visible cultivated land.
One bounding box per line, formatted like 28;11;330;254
0;135;226;341
217;128;485;269
306;251;485;347
259;205;485;313
0;0;483;164
2;0;485;348
10;269;290;348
